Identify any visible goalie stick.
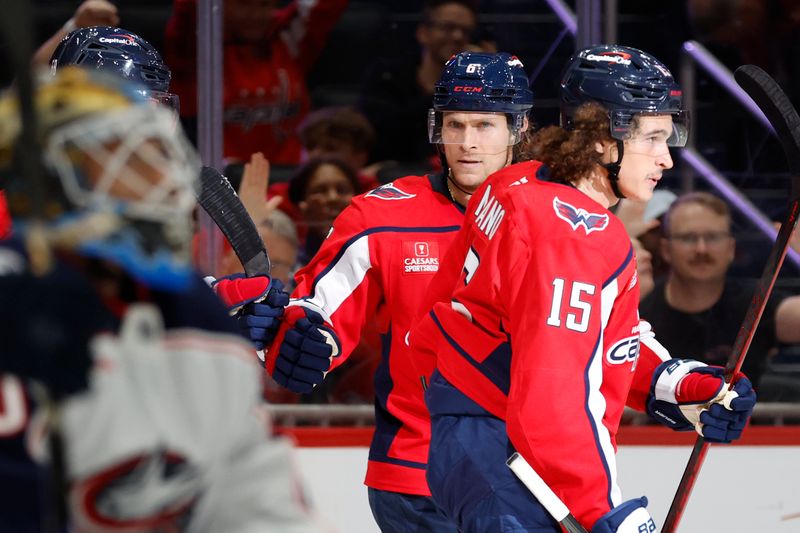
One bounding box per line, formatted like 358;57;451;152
507;453;588;533
197;165;271;277
662;64;800;533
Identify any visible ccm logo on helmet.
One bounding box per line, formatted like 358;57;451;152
454;86;483;93
606;335;640;365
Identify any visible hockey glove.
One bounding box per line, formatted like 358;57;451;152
266;304;340;394
592;497;656;533
647;359;757;443
212;274;290;351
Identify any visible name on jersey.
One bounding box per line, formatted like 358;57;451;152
402;241;439;274
473;185;505;239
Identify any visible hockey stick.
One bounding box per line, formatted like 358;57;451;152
0;2;71;531
662;64;800;533
507;453;588;533
197;165;271;277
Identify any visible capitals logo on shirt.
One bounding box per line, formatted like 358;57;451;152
553;197;609;234
366;182;416;200
402;241;439;274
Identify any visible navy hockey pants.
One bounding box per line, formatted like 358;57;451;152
368;487;457;532
427;413;561;532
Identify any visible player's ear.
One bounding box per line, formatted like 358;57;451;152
594;141;606;155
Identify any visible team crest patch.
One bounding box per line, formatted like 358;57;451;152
402;241;439;274
553;197;609;234
366;182;416;200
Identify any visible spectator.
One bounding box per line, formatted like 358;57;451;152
640;191;800;386
288;155;361;265
632;236;655;300
298;105;377;182
32;0;120;68
165;0;348;164
615;189;677;284
358;0;488;173
218;209;299;288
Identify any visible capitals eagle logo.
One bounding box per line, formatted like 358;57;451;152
366;183;416;200
553;197;609;234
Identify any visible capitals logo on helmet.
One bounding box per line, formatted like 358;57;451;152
50;26;179;111
560;44;689;147
428;51;533;146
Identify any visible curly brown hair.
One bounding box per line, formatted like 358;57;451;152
518;102;613;186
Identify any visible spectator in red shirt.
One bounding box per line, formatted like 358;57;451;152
165;0;348;165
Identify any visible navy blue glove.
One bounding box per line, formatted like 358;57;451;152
647;359;757;443
212;274;290;351
592;497;655;533
266;305;340;394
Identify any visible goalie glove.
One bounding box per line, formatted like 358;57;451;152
647;359;757;443
211;274;290;351
265;303;341;394
592;497;656;533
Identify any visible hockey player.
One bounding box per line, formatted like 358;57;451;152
49;25;179;111
0;26;178;240
216;51;533;531
406;45;757;532
0;67;322;533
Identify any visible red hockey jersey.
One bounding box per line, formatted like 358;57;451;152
410;161;669;528
289;175;462;495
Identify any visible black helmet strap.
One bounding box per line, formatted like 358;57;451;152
602;138;626;199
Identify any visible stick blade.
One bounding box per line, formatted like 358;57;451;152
197;165;271;277
734;65;800;197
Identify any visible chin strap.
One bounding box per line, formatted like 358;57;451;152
602;139;626;199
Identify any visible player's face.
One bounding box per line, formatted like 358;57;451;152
661;202;734;283
299;163;355;235
417;3;477;64
617;115;675;202
442;112;515;192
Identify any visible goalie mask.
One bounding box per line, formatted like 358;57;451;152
560;44;689;147
0;66;200;291
50;26;179;112
429;51;533;147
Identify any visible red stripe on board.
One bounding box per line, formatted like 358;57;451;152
276;425;800;447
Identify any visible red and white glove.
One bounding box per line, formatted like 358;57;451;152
647;359;757;443
210;274;289;353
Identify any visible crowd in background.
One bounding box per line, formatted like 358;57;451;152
7;0;800;405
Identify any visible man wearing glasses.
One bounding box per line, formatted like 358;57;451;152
640;191;800;387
